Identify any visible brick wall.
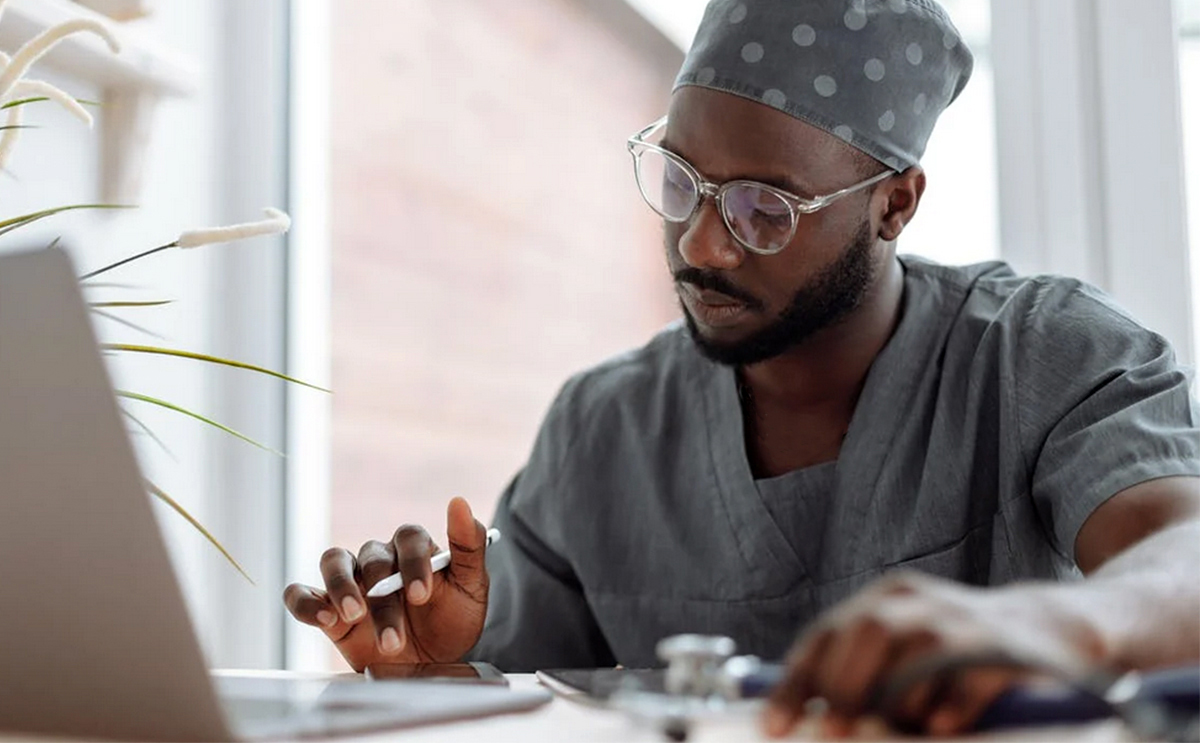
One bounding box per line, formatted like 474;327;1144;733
330;1;681;561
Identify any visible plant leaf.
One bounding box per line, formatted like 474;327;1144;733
120;406;176;461
116;390;284;456
1;96;46;110
0;203;134;238
79;281;141;290
90;307;163;339
103;344;330;393
0;96;100;110
145;479;254;584
90;299;173;308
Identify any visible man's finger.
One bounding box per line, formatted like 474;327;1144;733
358;539;407;656
283;583;340;631
320;547;366;624
876;631;945;729
927;667;1022;736
393;524;437;607
764;628;834;738
816;617;892;716
445;497;488;595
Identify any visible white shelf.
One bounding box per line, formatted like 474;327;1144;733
0;0;195;96
0;0;198;201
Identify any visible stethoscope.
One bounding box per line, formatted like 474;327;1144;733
604;634;1200;742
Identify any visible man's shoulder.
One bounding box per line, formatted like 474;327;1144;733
900;255;1153;338
559;321;698;407
542;322;702;440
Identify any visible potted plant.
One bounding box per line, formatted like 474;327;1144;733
0;1;323;581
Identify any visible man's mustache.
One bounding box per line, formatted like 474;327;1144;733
673;267;763;310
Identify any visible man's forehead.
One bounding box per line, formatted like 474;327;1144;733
664;86;857;190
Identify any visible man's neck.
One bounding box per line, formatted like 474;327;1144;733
739;255;906;411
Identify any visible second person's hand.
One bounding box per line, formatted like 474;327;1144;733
283;497;490;672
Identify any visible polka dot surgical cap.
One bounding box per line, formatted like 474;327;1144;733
674;0;974;171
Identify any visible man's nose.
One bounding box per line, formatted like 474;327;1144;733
676;200;745;271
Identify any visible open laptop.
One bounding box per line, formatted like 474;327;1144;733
0;248;551;741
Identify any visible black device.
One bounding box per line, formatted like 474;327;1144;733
365;662;509;686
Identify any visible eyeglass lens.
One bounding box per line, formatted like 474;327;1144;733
635;148;794;252
636;149;696;219
722;183;793;252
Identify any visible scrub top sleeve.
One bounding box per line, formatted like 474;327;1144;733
1020;284;1200;565
465;474;617;672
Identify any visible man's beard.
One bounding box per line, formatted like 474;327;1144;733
678;220;877;367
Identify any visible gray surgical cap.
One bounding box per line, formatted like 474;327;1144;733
674;0;974;171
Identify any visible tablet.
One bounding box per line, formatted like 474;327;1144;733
536;668;665;701
365;662;509;686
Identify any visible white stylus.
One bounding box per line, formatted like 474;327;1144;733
366;528;501;599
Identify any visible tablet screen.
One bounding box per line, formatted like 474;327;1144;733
364;662;508;686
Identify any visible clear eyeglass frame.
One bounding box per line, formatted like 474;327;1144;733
626;115;894;255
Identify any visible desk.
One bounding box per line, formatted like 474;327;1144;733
387;675;1136;743
0;674;1138;743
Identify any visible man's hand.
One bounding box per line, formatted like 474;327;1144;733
283;497;490;672
763;571;1104;738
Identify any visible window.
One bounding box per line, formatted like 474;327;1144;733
1177;0;1200;358
310;1;681;669
897;0;999;265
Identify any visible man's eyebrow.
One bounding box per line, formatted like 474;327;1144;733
753;173;815;197
662;134;820;198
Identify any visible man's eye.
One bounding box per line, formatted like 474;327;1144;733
666;168;691;189
752;206;791;227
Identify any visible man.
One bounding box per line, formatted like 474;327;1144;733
285;0;1200;735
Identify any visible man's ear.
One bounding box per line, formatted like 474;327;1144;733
877;166;925;242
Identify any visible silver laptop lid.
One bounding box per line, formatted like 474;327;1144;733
0;248;235;742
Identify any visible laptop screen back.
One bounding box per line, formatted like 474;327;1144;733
0;248;234;742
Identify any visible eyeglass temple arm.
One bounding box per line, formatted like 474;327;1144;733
629;116;669;145
805;169;894;211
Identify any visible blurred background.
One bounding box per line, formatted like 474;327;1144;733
0;0;1195;672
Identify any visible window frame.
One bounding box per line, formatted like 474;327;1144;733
992;0;1195;366
284;0;333;671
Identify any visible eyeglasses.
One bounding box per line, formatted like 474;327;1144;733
626;116;893;255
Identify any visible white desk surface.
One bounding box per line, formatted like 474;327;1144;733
0;673;1136;743
371;675;1136;743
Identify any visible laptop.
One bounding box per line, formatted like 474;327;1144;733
0;248;551;741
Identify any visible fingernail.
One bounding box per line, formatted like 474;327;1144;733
929;709;957;735
341;596;364;622
380;627;401;654
316;610;337;627
763;706;791;738
408;580;427;603
823;716;852;738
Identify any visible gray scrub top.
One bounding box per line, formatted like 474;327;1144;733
468;257;1200;672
